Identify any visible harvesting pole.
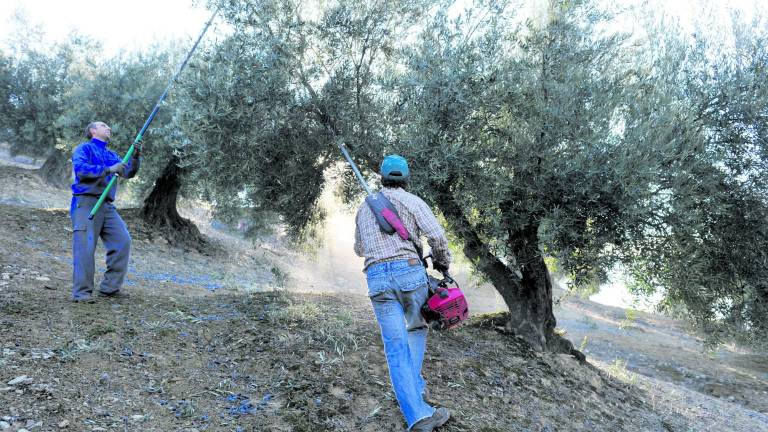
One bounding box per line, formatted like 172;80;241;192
88;7;219;219
337;142;373;196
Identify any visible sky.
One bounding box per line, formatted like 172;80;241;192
0;0;214;55
0;0;763;57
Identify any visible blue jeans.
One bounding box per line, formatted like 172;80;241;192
367;260;435;429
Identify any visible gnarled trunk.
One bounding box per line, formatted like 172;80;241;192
140;155;204;247
39;148;71;188
508;224;575;354
433;183;578;357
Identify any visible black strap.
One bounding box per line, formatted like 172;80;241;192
411;238;428;268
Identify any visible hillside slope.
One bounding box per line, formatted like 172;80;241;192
1;157;767;431
1;204;767;431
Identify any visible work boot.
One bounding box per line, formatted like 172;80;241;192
72;296;95;304
98;290;130;300
411;407;450;432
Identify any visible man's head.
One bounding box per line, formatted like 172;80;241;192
380;154;410;188
85;121;111;141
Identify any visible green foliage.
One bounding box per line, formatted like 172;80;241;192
381;2;632;285
0;15;97;160
175;0;768;347
0;13;184;195
13;0;751;348
174;32;333;238
578;335;589;351
606;358;638;385
619;309;637;330
383;1;768;347
57;46;182;196
175;0;435;238
617;12;768;347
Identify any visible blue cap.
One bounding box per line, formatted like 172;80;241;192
380;154;410;181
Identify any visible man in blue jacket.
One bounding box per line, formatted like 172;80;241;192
70;121;141;303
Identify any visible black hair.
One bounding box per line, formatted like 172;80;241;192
381;178;408;189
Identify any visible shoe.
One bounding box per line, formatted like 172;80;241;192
98;290;130;299
72;296;95;304
411;407;450;432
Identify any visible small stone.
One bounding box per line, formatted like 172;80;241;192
98;373;109;385
34;276;51;282
0;421;9;430
57;420;69;428
130;414;144;421
8;375;32;386
30;349;54;360
30;383;52;393
18;429;30;432
25;420;42;429
0;387;13;392
1;273;10;280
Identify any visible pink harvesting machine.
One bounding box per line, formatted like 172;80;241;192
424;277;469;330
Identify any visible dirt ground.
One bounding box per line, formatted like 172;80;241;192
1;163;768;432
555;294;768;414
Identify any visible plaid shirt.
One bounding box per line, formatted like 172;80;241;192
354;187;451;271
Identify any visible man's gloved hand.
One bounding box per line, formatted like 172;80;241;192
107;162;125;176
133;141;142;157
433;261;449;274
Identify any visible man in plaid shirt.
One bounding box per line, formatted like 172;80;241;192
354;155;452;432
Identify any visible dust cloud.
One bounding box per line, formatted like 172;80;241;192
285;188;508;315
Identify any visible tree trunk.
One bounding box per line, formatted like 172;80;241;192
507;224;575;354
140;155;205;248
433;183;579;357
39;148;71;188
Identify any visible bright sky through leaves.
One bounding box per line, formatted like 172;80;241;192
0;0;212;55
0;0;763;56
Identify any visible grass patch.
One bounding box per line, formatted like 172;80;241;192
87;322;117;338
619;309;638;330
606;359;638;386
58;338;104;362
581;315;598;330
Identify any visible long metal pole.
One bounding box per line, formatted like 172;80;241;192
88;8;219;219
337;142;373;196
323;124;374;196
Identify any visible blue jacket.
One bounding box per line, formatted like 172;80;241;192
71;138;141;202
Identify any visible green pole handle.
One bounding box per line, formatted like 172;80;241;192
86;7;218;219
87;141;138;220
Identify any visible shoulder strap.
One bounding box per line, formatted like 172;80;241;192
365;192;427;266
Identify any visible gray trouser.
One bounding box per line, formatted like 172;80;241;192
70;196;131;299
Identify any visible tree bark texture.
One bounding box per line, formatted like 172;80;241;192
140;155;204;247
39;148;71;188
433;183;578;356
